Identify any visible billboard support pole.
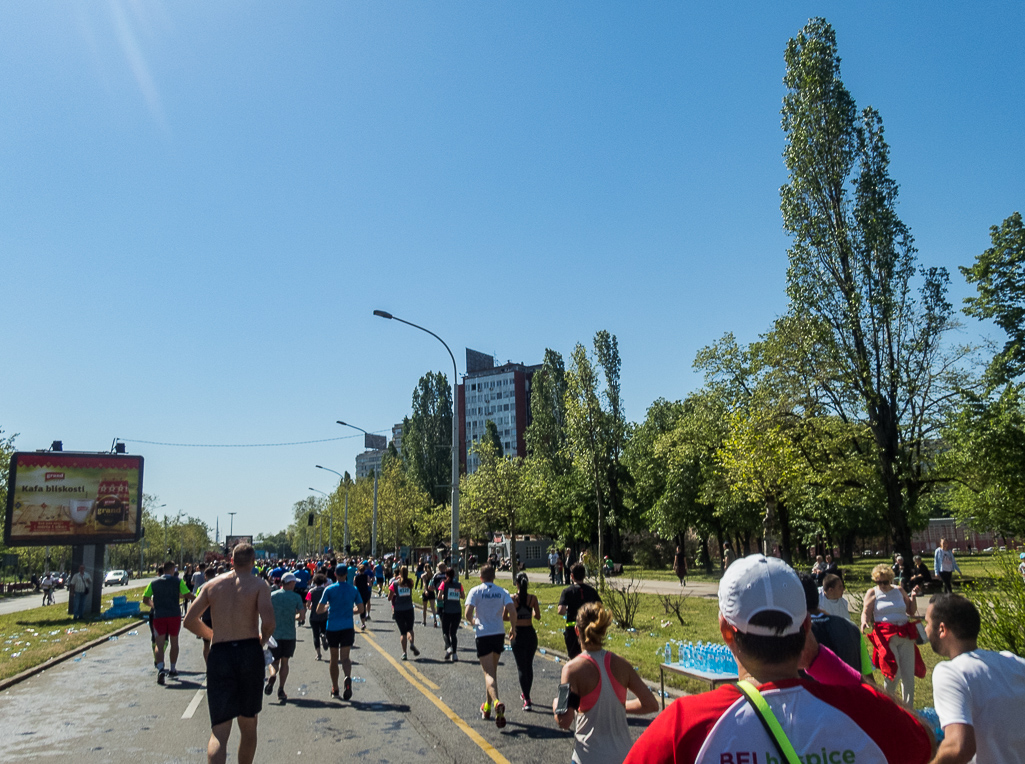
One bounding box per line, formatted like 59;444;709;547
69;544;104;619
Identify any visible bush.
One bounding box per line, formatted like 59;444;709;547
600;577;642;630
965;552;1025;657
627;533;673;570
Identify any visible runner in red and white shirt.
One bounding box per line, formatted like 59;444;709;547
624;555;932;764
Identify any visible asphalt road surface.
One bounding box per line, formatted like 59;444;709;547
0;592;659;763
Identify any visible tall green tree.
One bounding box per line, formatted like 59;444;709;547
961;211;1025;384
403;372;454;506
482;419;504;458
780;18;962;569
462;439;530;567
565;331;628;583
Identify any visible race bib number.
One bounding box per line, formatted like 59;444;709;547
447;589;460;601
398;587;411;597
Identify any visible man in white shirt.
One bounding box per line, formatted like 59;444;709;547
924;593;1025;764
548;550;560;584
464;564;517;729
68;564;93;620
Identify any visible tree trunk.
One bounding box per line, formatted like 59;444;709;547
509;513;517;575
701;533;714;575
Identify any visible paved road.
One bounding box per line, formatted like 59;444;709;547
0;591;659;763
0;580;149;617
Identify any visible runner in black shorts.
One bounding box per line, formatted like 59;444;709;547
207;639;265;726
305;574;330;660
388;566;419;660
317;565;365;701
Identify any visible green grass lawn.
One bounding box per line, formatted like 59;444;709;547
0;595;144;682
489;578;946;707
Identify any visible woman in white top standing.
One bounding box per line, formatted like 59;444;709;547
553;603;658;763
861;563;921;706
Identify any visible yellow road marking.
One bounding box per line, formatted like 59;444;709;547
361;631;510;764
404;661;440;690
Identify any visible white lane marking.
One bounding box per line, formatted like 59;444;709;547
182;686;206;720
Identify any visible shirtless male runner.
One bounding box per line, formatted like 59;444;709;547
184;543;275;764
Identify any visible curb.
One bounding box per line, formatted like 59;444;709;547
0;618;146;693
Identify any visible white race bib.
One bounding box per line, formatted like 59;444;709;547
398;587;411;597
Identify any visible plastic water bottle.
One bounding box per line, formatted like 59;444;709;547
664;642;671;663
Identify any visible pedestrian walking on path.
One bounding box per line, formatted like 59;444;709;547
317;564;365;701
465;564;517;728
511;572;542;711
183;542;275;764
934;539;962;594
143;560;195;684
265;572;305;703
672;545;687;587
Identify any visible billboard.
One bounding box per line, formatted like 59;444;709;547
225;535;253;552
4;452;144;546
365;433;387;451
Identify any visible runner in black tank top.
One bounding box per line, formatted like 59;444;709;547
510;573;542;711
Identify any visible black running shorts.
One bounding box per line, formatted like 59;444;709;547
475;633;506;658
326;628;355;649
394;610;415;634
206;639;264;727
269;639;296;660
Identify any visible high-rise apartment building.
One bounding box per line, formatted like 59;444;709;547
459;349;541;474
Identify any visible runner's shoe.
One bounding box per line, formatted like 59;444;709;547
157;670;166;686
495;702;506;728
411;645;420;657
343;676;352;700
168;668;179;679
330;687;340;699
401;652;408;661
480;702;491;721
277;689;287;703
521;694;532;712
451;651;458;662
264;675;276;695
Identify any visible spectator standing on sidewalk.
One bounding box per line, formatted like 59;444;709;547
68;564;92;620
925;593;1025;764
40;572;54;606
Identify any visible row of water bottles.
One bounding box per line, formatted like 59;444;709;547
663;640;738;675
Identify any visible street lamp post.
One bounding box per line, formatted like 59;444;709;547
374;310;460;563
316;466;347;555
337;421;381;557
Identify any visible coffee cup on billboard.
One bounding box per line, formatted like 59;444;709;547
69;499;94;525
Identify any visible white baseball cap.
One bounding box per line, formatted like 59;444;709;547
281;572;297;584
718;554;807;636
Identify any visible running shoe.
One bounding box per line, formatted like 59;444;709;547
330;687;340;699
495;702;506;728
343;676;352;701
522;694;532;712
411;645;420;657
264;675;276;696
277;689;287;703
451;652;458;662
480;702;491;721
157;670;166;686
168;668;179;679
401;652;408;661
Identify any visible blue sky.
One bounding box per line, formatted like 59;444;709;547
2;3;1022;538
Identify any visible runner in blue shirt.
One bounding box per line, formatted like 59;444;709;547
316;565;365;701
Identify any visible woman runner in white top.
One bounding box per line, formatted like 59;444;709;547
554;603;658;764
